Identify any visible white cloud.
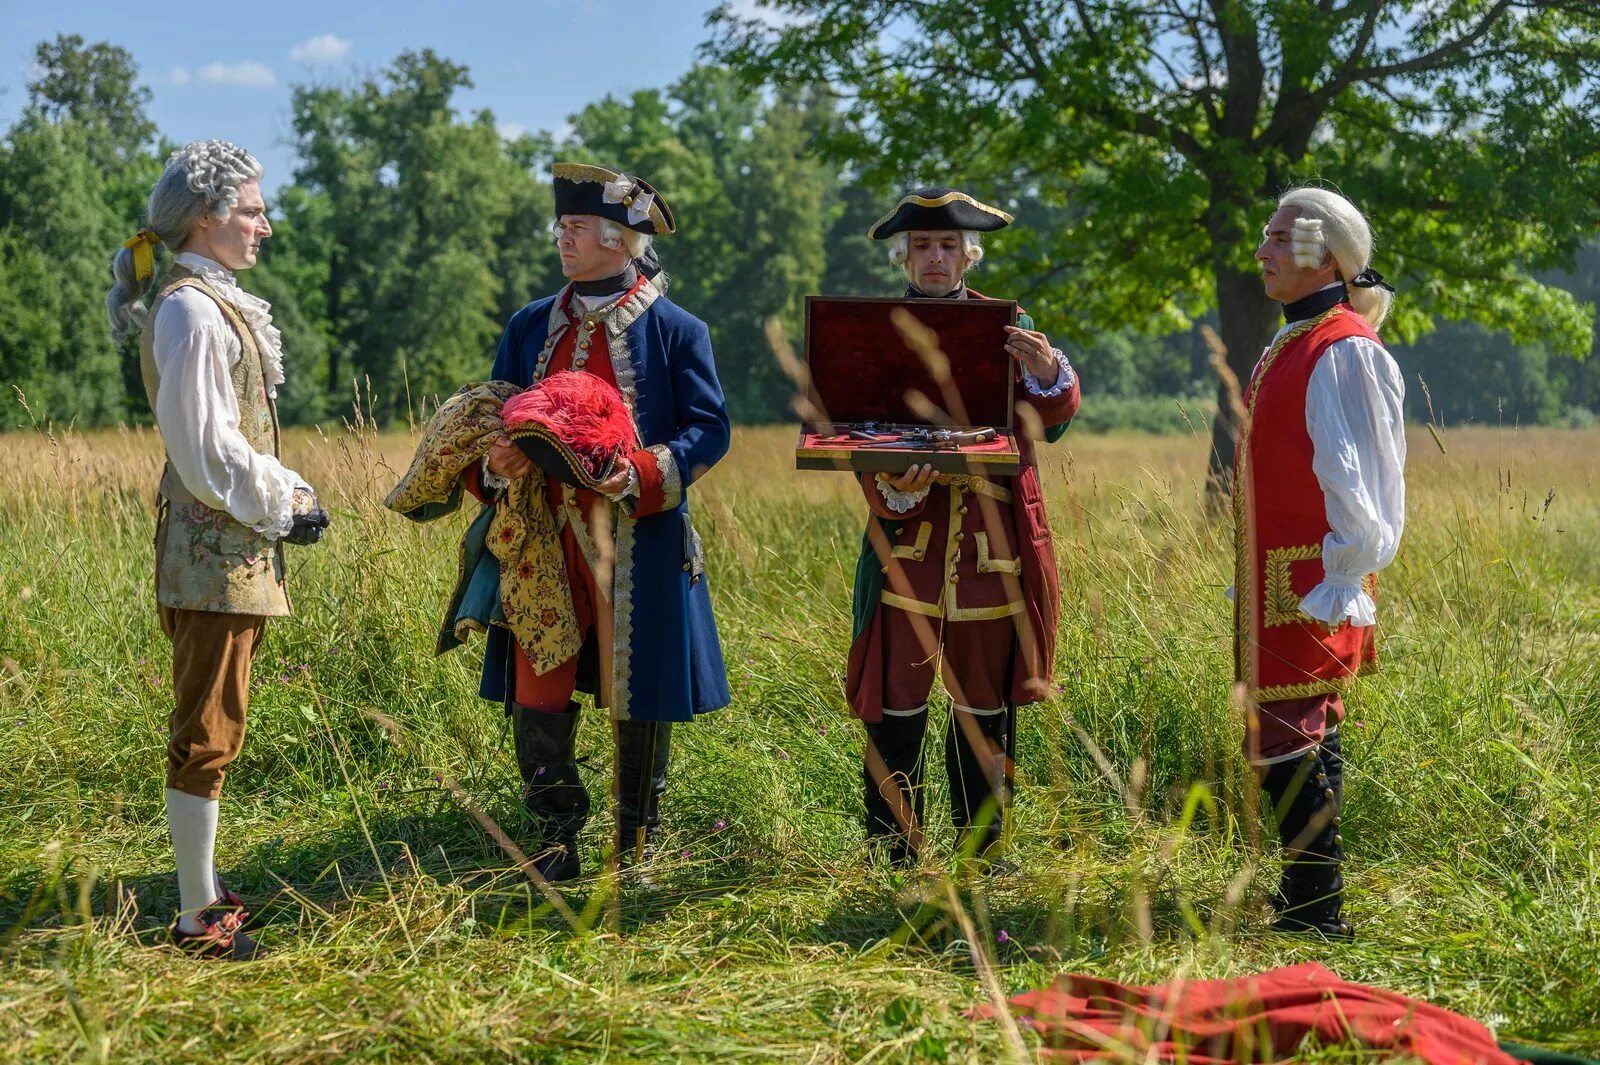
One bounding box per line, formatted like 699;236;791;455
289;34;352;65
197;60;277;89
168;66;191;87
497;121;529;140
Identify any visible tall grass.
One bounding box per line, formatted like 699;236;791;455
1;411;1597;1062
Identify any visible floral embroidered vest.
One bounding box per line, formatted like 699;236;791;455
139;268;290;616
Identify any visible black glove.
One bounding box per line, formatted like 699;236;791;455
285;507;330;546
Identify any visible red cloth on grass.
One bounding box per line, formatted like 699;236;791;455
976;962;1522;1064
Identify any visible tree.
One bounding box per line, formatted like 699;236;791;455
565;67;841;420
709;0;1600;482
286;50;556;423
0;35;160;426
25;34;155;175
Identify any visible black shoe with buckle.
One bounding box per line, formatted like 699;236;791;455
170;906;263;961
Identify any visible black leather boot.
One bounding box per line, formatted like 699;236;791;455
615;719;672;867
1262;734;1351;939
513;703;589;882
947;707;1013;867
863;711;929;868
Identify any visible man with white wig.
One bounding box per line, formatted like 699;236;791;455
847;188;1081;870
1237;186;1406;938
108;140;329;959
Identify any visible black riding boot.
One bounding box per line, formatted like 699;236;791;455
615;719;672;866
1262;733;1351;938
513;703;589;882
947;707;1013;865
863;711;929;868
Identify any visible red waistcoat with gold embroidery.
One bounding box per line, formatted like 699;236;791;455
1234;304;1379;701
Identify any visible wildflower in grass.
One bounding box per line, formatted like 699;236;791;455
714;818;726;831
997;929;1009;944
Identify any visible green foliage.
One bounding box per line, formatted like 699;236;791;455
564;70;843;421
1;28;1598;434
707;0;1600;465
286;50;558;424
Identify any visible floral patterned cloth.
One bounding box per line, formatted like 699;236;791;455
384;382;581;675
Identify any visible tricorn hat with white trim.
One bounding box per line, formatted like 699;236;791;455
552;162;676;235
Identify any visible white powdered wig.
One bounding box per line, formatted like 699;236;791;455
888;230;985;273
599;219;653;261
106;140;263;340
1277;186;1392;330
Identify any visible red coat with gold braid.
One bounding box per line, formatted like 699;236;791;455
1235;304;1380;701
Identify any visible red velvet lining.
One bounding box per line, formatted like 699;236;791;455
802;297;1017;427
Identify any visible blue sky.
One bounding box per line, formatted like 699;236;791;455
0;0;741;192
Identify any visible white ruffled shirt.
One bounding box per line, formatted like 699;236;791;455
1297;328;1407;626
150;252;305;539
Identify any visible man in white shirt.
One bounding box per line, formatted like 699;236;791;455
1236;186;1406;938
107;141;329;960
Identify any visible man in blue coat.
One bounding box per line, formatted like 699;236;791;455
464;163;732;880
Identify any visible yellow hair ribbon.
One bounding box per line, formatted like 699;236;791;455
121;228;161;282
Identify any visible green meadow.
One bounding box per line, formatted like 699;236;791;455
2;421;1597;1062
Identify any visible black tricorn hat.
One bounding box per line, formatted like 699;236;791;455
867;187;1013;240
552;162;676;235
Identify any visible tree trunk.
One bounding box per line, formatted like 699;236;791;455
1206;259;1281;495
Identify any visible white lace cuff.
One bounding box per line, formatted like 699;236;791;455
875;478;931;514
1300;574;1376;627
604;463;640;503
480;456;509;495
1022;348;1076;396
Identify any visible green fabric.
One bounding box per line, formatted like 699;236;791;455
1500;1040;1600;1065
438;504;504;654
851;519;899;640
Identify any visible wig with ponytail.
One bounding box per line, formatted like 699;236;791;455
106;140;263;340
1277;187;1393;331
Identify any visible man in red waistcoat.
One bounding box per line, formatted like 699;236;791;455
1238;187;1406;937
848;188;1081;870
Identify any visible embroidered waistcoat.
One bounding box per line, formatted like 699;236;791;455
139;268;290;617
1234;305;1378;700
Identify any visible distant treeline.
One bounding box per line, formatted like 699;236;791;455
2;37;1595;432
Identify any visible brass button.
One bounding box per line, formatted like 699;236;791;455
893;528;903;537
582;317;596;329
958;505;969;515
682;562;692;572
912;551;924;561
578;340;591;350
1323;788;1336;801
950;574;961;584
622;194;634;206
1333;834;1343;847
954;532;965;542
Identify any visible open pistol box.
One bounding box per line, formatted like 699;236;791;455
794;295;1021;475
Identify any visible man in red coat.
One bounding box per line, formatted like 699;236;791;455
847;188;1081;869
1238;187;1406;936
